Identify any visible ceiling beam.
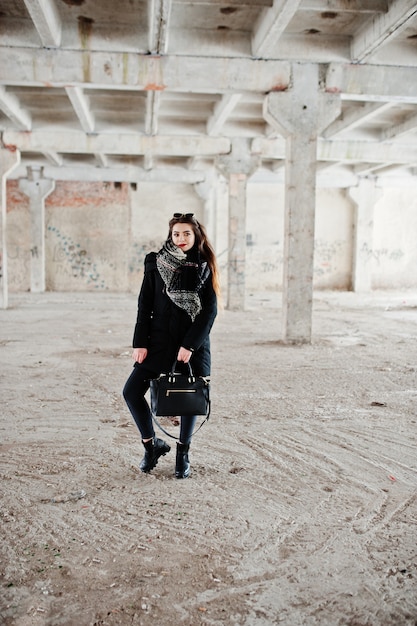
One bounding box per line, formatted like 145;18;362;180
1;49;417;102
9;163;206;184
43;151;63;166
382;112;417;141
353;162;396;175
351;0;417;62
145;91;161;135
326;63;417;102
6;129;417;168
252;0;303;58
252;136;417;164
3;130;231;157
207;94;242;136
148;0;173;54
65;87;95;133
22;0;62;48
301;0;387;12
323;102;394;138
0;86;31;130
173;0;272;4
0;48;291;93
94;153;109;168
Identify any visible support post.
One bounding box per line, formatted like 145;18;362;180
19;167;55;293
194;168;219;247
216;138;260;310
264;63;341;342
0;146;20;309
349;177;382;293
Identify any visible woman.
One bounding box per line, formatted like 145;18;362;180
123;213;219;478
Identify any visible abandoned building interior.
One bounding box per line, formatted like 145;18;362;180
0;0;416;343
1;3;417;625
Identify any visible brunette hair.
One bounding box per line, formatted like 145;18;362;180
168;214;221;299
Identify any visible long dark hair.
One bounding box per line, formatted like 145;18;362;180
168;214;221;299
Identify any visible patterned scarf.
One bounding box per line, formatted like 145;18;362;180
156;240;210;321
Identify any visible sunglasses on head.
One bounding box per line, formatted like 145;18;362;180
173;213;194;219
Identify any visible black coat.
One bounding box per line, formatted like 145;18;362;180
132;252;217;377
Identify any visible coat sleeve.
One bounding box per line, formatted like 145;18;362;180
181;276;217;352
132;253;156;348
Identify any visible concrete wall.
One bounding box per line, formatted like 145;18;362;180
5;178;417;294
6;182;31;292
372;188;417;289
129;182;203;292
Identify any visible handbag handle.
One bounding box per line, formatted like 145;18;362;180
169;360;194;380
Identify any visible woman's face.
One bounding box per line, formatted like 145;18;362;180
171;222;196;252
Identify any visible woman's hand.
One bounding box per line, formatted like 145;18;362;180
177;346;192;363
132;347;148;364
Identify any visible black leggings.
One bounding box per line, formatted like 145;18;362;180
123;366;197;445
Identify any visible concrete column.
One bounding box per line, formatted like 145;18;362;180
194;168;219;247
19;167;55;293
264;63;341;343
216;138;260;310
349;177;382;293
0;146;21;309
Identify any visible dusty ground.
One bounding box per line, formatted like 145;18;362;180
1;289;416;626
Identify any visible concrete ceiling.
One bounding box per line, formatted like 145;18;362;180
1;0;417;186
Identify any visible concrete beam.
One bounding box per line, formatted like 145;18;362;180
382;111;417;141
351;0;417;62
65;87;95;133
326;63;417;102
148;0;173;54
252;0;302;57
145;91;161;135
323;102;394;138
0;86;32;131
252;137;417;164
207;94;242;136
43;151;63;166
3;130;231;157
2;48;416;102
8;130;417;166
94;153;109;168
174;0;272;4
302;0;387;12
8;164;207;184
23;0;62;48
0;48;291;92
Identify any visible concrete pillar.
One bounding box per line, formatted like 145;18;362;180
194;168;219;247
216;138;260;310
19;167;55;293
264;64;341;343
0;146;20;309
349;177;382;293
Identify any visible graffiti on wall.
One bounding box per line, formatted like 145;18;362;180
360;243;404;264
47;225;106;289
314;240;347;277
129;240;162;274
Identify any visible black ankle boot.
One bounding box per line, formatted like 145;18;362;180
175;442;190;479
140;437;170;473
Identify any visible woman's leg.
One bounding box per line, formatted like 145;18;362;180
122;367;154;440
123;366;171;473
176;415;197;479
179;415;198;445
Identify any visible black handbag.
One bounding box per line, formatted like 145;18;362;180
150;360;210;418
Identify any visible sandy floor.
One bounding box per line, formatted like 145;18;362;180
1;289;417;626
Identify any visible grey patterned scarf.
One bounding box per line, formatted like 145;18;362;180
156;240;210;321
